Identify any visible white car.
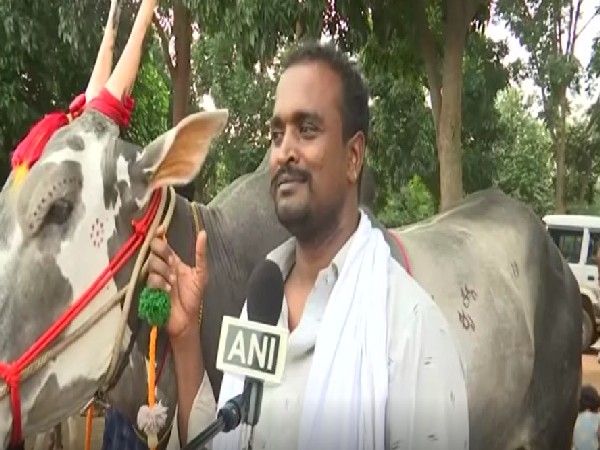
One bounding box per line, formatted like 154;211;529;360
543;214;600;351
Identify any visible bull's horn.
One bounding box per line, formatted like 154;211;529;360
85;0;123;102
105;0;158;103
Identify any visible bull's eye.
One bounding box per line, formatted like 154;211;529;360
46;199;73;226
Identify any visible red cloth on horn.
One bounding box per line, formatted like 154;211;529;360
10;89;135;171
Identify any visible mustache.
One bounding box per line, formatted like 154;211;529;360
271;165;311;191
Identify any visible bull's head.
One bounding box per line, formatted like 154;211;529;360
0;0;227;446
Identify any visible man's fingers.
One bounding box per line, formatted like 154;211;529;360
195;230;207;270
149;235;173;265
147;253;175;290
155;224;166;239
147;272;171;292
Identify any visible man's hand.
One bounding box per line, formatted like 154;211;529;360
146;225;208;343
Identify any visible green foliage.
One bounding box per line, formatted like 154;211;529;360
177;0;329;71
492;87;554;215
190;32;277;202
0;0;99;180
589;36;600;78
360;30;511;214
124;45;171;147
1;0;594;226
461;33;513;193
362;38;437;213
0;0;167;182
495;0;584;103
564;119;600;207
378;176;435;228
496;0;590;211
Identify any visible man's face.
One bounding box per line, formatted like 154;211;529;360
268;61;361;237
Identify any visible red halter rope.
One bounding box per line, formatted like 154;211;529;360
1;89;157;448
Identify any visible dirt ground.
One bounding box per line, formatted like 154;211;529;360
21;353;600;450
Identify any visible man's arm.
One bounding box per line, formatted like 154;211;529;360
167;327;217;449
387;281;469;450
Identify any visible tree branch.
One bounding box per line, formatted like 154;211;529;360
414;0;442;135
558;0;566;55
152;11;175;78
566;0;584;56
575;6;600;40
464;0;484;29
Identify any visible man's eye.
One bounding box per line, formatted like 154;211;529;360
300;124;318;135
270;130;283;145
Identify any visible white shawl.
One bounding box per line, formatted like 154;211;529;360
214;211;390;450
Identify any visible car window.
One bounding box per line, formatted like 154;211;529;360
587;231;600;265
547;227;583;264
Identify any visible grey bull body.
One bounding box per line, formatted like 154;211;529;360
113;143;582;449
0;93;581;450
187;159;582;450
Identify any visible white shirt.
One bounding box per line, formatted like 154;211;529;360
167;231;469;450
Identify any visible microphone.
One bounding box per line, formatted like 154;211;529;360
182;260;286;450
217;259;286;450
236;259;285;431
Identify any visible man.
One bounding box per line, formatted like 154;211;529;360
572;384;600;450
149;41;469;450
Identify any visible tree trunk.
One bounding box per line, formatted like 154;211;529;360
437;18;467;211
554;87;568;213
171;0;194;201
416;0;474;212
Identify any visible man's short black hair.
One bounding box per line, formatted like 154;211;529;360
580;384;600;412
281;41;370;146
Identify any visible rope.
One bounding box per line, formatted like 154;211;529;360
148;327;158;408
84;404;94;450
83;186;177;449
190;204;205;326
129;200;203;446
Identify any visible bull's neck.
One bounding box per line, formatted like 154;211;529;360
162;196;250;305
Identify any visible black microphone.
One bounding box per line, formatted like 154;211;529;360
242;259;284;429
183;260;286;450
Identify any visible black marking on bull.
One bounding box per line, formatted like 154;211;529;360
66;135;85;151
0;243;73;361
511;261;519;279
102;139;149;209
17;161;85;240
84;110;113;137
460;284;477;308
457;309;475;332
101;141;119;208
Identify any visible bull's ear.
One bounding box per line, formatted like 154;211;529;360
136;109;228;191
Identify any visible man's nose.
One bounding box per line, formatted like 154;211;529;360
275;130;299;165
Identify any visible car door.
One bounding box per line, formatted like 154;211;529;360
583;228;600;290
547;225;586;284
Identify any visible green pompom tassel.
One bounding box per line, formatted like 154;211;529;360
138;287;171;327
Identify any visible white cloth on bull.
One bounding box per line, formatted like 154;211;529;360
214;210;390;450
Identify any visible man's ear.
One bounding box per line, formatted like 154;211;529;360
136;109;229;191
346;131;365;183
